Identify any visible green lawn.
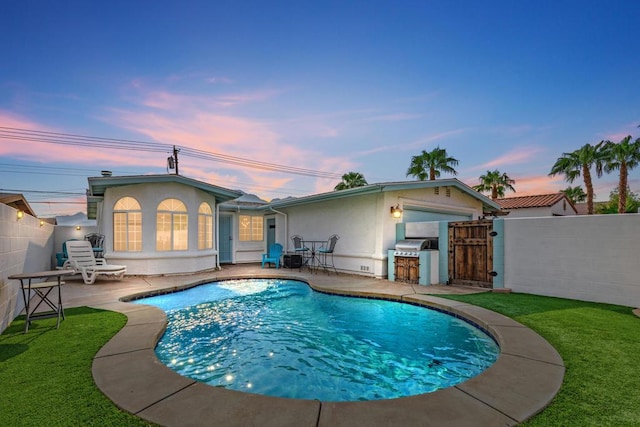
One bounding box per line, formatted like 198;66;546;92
1;295;639;426
441;293;640;426
0;307;154;426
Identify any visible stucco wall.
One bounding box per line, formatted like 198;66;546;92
502;214;640;307
0;204;54;333
100;182;219;275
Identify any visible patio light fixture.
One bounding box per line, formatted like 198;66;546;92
17;210;24;220
390;204;402;218
76;225;81;231
40;219;45;227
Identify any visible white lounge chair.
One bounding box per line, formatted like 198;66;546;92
63;240;126;285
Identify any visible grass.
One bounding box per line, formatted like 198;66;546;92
0;307;154;426
441;293;640;426
1;295;639;426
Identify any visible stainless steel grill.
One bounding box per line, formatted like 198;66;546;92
393;238;438;257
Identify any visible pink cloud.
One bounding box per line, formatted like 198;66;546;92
473;146;544;170
0;110;170;168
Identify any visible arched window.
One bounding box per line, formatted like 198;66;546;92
157;198;188;251
198;202;213;250
113;197;142;251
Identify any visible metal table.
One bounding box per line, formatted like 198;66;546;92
301;240;326;273
9;270;75;333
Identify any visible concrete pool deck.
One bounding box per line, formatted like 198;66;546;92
61;264;565;427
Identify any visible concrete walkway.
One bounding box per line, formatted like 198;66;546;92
61;265;565;427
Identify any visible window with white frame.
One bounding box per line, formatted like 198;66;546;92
156;198;188;251
239;215;263;241
198;202;213;250
113;196;142;251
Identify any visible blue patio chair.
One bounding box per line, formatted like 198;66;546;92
318;234;340;274
261;243;283;268
55;239;79;267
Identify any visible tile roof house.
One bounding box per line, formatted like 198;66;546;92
495;193;577;218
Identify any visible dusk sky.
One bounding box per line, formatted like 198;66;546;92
1;1;639;218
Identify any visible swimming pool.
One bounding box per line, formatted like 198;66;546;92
134;278;499;402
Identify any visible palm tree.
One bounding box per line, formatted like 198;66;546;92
334;171;368;191
560;186;587;204
548;143;604;215
472;170;516;200
406;146;459;181
601;135;640;213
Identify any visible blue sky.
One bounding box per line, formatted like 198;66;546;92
1;1;639;217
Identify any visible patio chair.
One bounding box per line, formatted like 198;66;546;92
261;243;283;268
318;234;340;274
291;235;310;268
84;233;105;258
55;239;79;268
63;240;127;284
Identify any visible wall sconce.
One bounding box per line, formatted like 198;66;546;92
390;204;402;218
40;219;45;227
17;210;24;220
76;225;81;231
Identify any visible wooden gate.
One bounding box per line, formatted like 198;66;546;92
448;220;494;288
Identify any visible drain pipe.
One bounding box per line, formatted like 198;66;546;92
215;203;221;270
269;206;288;251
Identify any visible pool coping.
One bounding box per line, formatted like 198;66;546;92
91;274;565;427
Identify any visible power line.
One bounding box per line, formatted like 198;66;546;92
0;164;311;198
0;126;344;180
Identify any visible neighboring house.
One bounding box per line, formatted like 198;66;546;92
495;193;577;218
84;173;499;278
573;201;608;215
86;173;242;275
0;192;38;218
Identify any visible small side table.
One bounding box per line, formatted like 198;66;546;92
9;270;75;333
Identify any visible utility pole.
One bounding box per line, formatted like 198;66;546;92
172;145;180;175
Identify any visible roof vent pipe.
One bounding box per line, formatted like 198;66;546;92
101;170;113;177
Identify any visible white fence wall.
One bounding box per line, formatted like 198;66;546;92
0;204;55;333
503;214;640;308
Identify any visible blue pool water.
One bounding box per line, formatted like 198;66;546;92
134;279;498;401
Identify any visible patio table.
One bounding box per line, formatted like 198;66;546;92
301;240;326;273
8;269;75;333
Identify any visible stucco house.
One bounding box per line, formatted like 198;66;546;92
86;173;242;275
495;193;577;218
85;173;499;279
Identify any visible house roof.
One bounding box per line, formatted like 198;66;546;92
86;174;243;219
496;193;575;211
268;179;501;211
0;192;37;217
574;201;608;215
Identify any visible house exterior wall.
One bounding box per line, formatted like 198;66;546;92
99;182;219;275
0;204;54;333
232;210;269;264
271;186;485;278
501;214;640;307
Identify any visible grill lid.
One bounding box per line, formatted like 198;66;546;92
394;238;437;251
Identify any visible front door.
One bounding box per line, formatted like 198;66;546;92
266;217;276;249
219;214;232;263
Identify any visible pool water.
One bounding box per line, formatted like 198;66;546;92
134;279;499;402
